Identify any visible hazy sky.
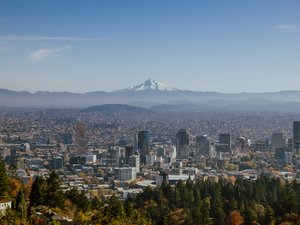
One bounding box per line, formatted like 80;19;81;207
0;0;300;93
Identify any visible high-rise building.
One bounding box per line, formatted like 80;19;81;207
138;131;149;163
125;145;135;164
128;155;140;173
49;157;64;170
219;133;231;146
196;135;210;156
176;129;189;159
75;123;86;155
255;138;270;152
114;167;136;181
276;148;293;166
271;132;285;152
234;137;249;153
219;133;231;153
110;147;121;167
293;121;300;153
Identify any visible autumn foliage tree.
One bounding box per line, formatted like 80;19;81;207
227;210;244;225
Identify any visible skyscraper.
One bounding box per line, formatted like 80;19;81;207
196;135;210;156
293;121;300;153
271;132;285;152
176;129;189;159
75;123;86;155
138;131;149;163
219;133;231;153
125;145;135;165
128;155;140;173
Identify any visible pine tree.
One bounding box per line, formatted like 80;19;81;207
210;187;226;225
29;176;47;208
264;206;275;225
0;156;9;199
15;188;27;224
45;171;64;208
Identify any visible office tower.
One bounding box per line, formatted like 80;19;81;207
273;147;292;167
196;135;210;156
285;152;293;165
49;157;64;170
271;132;285;152
75;123;86;155
219;133;231;152
128;155;140;173
110;147;121;167
235;137;248;153
125;145;134;164
114;167;136;181
138;131;149;163
293;121;300;153
255;138;270;152
219;133;231;146
176;129;189;159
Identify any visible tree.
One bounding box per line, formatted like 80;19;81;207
211;188;226;225
264;206;275;225
45;171;64;208
227;210;244;225
0;208;17;225
0;156;9;198
15;188;27;224
66;188;90;212
168;208;187;225
91;196;102;210
7;164;17;178
8;178;22;199
29;176;47;208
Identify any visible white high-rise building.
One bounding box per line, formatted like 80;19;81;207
114;167;136;181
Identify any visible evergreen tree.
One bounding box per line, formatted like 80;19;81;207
265;206;275;225
91;196;102;210
29;176;47;208
15;188;27;224
0;156;9;199
66;188;91;212
45;171;64;208
210;187;225;225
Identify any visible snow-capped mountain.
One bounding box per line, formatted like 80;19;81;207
118;79;179;92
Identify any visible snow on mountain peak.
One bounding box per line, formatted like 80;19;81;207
126;79;179;91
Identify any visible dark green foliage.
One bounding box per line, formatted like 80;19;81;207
0;156;9;198
91;196;102;210
131;175;300;225
15;188;27;224
29;176;47;208
4;169;300;225
44;171;64;208
92;195;152;225
66;188;91;212
210;187;225;225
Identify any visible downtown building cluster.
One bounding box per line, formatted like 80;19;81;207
1;109;300;215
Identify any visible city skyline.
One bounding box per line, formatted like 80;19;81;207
0;1;300;93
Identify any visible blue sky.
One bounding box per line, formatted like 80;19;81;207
0;0;300;93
